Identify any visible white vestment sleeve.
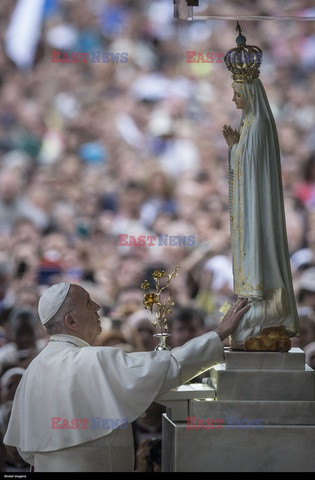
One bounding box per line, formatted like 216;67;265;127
4;332;224;454
157;331;224;395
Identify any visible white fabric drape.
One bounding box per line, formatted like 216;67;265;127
4;331;224;471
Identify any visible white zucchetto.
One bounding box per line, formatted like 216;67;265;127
38;282;71;324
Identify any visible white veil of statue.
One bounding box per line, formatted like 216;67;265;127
224;27;300;349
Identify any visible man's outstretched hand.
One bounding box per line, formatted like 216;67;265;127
215;298;250;341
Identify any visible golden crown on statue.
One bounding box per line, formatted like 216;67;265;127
224;21;263;83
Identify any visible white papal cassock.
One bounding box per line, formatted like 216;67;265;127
4;331;224;472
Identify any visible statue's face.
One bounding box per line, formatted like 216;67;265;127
232;90;245;109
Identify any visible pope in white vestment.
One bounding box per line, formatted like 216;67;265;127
4;283;249;472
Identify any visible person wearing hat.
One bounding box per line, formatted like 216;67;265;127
4;282;249;472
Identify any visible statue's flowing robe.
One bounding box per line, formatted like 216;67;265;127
229;78;300;348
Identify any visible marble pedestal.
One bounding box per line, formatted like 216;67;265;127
156;348;315;472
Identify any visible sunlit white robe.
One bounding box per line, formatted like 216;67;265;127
4;331;224;472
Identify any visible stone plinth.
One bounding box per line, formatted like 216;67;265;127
190;399;315;425
224;347;305;370
162;416;315;472
159;348;315;472
209;364;315;401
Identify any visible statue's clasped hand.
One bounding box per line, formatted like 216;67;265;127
222;125;239;149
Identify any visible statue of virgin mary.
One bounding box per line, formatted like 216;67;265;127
222;23;300;350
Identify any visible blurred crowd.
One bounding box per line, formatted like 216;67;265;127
0;0;315;472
